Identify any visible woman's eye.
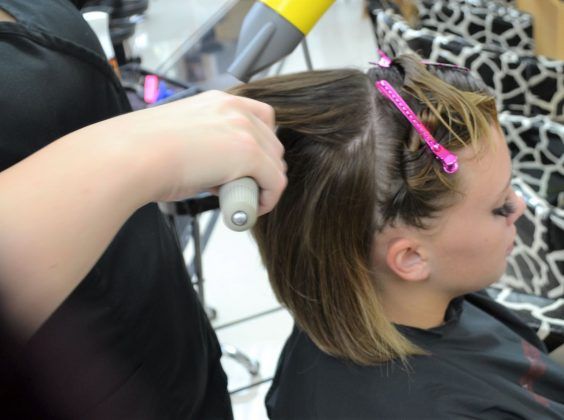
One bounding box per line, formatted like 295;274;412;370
492;201;517;218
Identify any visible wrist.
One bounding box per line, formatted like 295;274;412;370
99;114;185;206
79;118;158;210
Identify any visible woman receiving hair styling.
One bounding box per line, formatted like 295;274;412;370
230;53;564;419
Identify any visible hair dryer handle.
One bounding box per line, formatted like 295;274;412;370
219;177;259;231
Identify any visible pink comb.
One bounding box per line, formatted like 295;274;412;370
375;80;459;174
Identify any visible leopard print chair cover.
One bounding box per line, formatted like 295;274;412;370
493;178;564;352
497;115;564;350
500;178;564;299
371;10;564;123
490;0;517;6
500;113;564;207
487;286;564;354
414;0;534;52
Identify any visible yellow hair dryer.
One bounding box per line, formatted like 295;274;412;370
220;0;335;231
228;0;335;82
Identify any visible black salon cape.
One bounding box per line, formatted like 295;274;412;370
0;0;231;418
266;292;564;419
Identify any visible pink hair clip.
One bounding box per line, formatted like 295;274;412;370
375;80;459;174
369;49;394;68
376;49;392;67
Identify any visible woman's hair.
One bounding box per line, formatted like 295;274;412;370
229;54;497;365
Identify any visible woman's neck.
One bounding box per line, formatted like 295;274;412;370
0;9;15;23
379;283;453;329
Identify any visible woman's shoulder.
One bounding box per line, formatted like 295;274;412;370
266;326;452;419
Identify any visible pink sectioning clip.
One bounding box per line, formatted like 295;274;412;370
376;49;392;67
372;50;459;173
369;49;393;67
375;80;459;174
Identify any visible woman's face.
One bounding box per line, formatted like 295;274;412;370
424;125;526;298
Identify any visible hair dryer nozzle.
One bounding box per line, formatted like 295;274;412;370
227;2;303;82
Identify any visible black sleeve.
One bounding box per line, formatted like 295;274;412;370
0;1;130;171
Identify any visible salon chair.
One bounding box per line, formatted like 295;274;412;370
414;0;534;52
369;9;564;122
496;0;517;6
491;178;564;356
500;178;564;299
486;286;564;356
496;91;563;307
368;0;533;52
500;112;564;207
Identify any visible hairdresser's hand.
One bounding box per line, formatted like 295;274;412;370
113;90;287;215
0;90;285;336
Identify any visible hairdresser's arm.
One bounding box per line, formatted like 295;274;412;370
0;91;286;338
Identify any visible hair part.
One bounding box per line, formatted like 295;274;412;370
229;54;497;365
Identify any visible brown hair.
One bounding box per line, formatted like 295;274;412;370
230;54;497;365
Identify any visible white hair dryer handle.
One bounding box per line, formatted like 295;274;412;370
219;177;258;232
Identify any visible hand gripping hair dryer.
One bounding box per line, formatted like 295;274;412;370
219;0;335;231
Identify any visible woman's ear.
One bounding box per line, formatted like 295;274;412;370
385;238;430;283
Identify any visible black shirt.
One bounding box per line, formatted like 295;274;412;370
266;292;564;419
0;1;231;418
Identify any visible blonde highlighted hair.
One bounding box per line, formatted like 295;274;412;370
230;54;497;365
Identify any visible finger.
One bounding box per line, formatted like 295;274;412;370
230;95;276;131
251;152;288;215
258;173;288;215
244;114;285;172
206;92;283;162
